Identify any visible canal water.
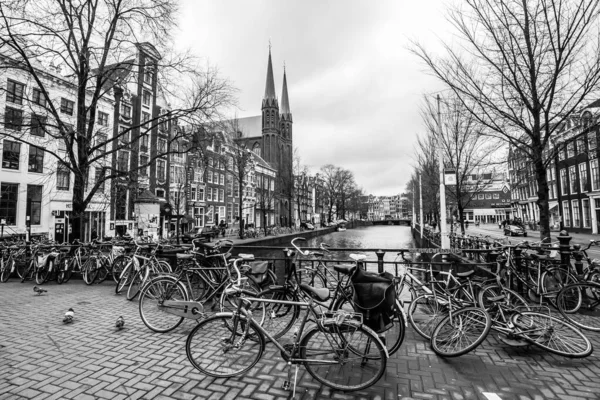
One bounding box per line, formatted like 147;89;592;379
250;225;415;266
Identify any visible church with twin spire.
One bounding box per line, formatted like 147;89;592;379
235;47;294;226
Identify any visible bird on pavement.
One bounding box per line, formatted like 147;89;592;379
63;308;74;324
33;286;47;295
115;316;125;330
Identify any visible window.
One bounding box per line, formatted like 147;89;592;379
27;185;42;225
485;193;492;199
144;63;153;84
207;206;214;224
208;157;213;168
142;111;150;125
119;126;129;144
32;88;46;107
5;107;23;131
558;146;565;161
226;175;232;197
30;114;46;137
589;132;598;151
142;90;151;107
115;185;127;220
219;206;226;219
577;137;586;154
28;146;43;173
57;164;70;190
572;200;581;228
139;155;148;176
567;142;575;158
227;203;233;223
98;111;109;126
96;134;107;156
234;203;239;219
207;187;213;201
60;98;74;115
156;189;165;198
563;201;571;227
579;163;589;192
117;151;129;173
2;140;20;170
219;189;224;202
191;187;197;201
0;183;18;225
158;139;166;154
569;165;578;194
156;159;166;181
198;188;205;201
213;171;218;184
121;103;131;119
583;199;591;228
95;168;105;192
591;159;600;191
234;180;239;198
7;79;24;104
207;170;213;183
219;173;224;186
493;193;499;199
140;134;149;153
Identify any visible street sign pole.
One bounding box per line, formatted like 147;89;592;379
437;95;450;249
419;174;423;238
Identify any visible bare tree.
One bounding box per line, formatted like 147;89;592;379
412;0;600;240
292;148;310;224
413;133;440;224
0;0;235;240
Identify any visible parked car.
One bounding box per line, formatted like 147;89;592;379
300;221;315;230
504;223;527;237
180;226;219;243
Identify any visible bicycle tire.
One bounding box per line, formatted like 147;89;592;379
21;260;35;283
252;286;299;340
139;276;189;333
407;293;450;340
300;320;386;391
430;307;491;357
540;267;578;307
556;282;600;332
297;268;327;290
116;262;134;294
96;257;111;284
111;255;130;284
126;269;145;300
478;284;530;318
186;314;265;378
16;259;28;280
512;311;593;357
35;260;51;285
0;258;13;282
62;258;74;283
83;258;99;285
333;296;405;356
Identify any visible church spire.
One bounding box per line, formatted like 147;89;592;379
280;64;291;115
263;46;277;105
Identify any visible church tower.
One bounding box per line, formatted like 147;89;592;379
262;47;279;165
280;66;293;140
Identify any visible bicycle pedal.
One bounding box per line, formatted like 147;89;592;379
282;380;290;391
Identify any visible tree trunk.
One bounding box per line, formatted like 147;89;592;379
71;171;87;242
533;146;551;241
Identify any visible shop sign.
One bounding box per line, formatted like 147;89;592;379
444;169;456;185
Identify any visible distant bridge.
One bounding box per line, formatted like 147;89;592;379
372;219;411;226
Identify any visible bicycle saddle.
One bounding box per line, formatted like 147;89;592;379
334;264;355;275
176;253;194;260
456;270;475;278
238;253;255;261
300;283;330;302
349;254;367;262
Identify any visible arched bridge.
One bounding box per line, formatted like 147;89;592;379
372;219;411;226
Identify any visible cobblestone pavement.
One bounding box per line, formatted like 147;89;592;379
2;280;600;400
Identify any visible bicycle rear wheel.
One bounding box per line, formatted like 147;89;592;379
116;262;134;294
252;287;300;340
541;267;578;307
82;259;98;285
111;255;130;284
139;277;189;333
407;293;450;340
126;268;147;300
512;311;593;357
1;257;13;282
186;314;265;378
430;307;491;357
300;320;386;391
96;257;111;284
297;268;327;290
556;282;600;331
333;297;406;356
478;284;529;318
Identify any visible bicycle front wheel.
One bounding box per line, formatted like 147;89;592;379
186;314;265;378
407;293;450;340
252;287;300;340
126;269;146;300
556;282;600;331
512;311;592;357
112;256;130;284
1;258;13;282
430;307;491;357
116;262;134;294
139;277;189;333
300;320;386;391
82;259;98;285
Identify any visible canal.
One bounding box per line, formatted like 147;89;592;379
248;225;415;267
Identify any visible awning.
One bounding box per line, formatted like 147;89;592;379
549;201;558;210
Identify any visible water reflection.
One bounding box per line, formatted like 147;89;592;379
250;225;415;263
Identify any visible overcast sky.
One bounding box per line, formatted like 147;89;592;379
175;0;452;196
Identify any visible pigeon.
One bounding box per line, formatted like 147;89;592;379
33;286;47;295
115;316;124;330
63;308;74;324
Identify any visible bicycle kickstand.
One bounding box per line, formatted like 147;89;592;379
282;361;299;397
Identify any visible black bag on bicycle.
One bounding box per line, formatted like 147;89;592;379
248;261;271;285
350;268;396;333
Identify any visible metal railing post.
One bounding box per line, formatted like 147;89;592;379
376;250;385;273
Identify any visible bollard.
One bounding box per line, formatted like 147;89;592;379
283;248;293;277
557;230;572;269
376;250;385;273
572;243;584;275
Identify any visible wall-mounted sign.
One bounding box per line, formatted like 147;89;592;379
444;169;457;185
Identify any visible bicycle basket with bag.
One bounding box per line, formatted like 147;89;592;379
350;268;396;333
247;260;272;285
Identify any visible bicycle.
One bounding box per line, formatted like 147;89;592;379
185;256;388;393
0;242;25;282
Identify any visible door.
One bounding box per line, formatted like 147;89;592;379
55;223;65;243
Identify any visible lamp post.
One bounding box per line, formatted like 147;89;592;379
437;95;449;249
